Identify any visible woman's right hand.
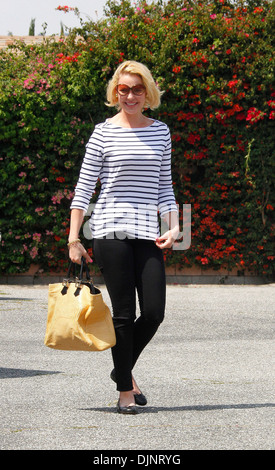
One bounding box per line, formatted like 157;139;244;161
68;242;93;265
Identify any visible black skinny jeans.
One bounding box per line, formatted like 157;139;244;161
92;235;166;391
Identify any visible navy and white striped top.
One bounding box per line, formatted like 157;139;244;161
70;119;178;240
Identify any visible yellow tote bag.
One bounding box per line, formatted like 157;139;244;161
44;259;116;351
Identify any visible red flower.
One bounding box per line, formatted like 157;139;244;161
246;107;266;123
228;79;238;89
172;134;181;142
56;52;80;63
56;5;75;13
253;7;263;14
187;133;201;145
118;52;125;63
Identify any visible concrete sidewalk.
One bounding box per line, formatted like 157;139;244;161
0;283;274;450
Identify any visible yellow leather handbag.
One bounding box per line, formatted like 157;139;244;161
44;258;116;351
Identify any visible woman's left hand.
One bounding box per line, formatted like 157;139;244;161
155;227;179;250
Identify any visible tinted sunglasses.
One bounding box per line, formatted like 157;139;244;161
116;84;146;96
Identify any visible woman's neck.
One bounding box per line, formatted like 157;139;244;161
109;111;152;128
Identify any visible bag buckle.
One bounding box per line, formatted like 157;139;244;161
75;278;83;289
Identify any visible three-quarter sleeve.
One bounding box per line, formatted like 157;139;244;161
158;130;178;217
70;125;104;214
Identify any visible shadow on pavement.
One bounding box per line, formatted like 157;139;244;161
82;402;275;414
0;367;61;379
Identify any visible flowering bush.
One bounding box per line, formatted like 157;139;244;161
0;37;103;272
0;0;274;277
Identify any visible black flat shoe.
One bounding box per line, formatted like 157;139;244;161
117;400;138;415
134;392;147;406
110;369;116;383
110;369;147;406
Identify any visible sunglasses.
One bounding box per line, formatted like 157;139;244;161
116;84;146;96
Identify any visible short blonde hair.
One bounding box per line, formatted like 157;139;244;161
106;60;163;110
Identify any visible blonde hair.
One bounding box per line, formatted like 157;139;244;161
106;60;163;110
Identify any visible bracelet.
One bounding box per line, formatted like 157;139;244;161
67;238;81;247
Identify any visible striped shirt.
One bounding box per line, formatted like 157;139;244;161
70;119;178;240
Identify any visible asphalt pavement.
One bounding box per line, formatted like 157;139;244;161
0;282;274;451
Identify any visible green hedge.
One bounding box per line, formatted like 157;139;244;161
0;0;274;277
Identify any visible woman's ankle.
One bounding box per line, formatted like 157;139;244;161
119;390;135;407
132;376;141;395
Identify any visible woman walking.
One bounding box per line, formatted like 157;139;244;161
68;60;179;414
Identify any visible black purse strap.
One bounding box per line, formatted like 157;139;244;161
65;257;90;281
62;257;97;295
79;257;91;282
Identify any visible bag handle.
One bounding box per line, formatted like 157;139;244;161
65;257;90;281
79;257;91;282
62;258;98;295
